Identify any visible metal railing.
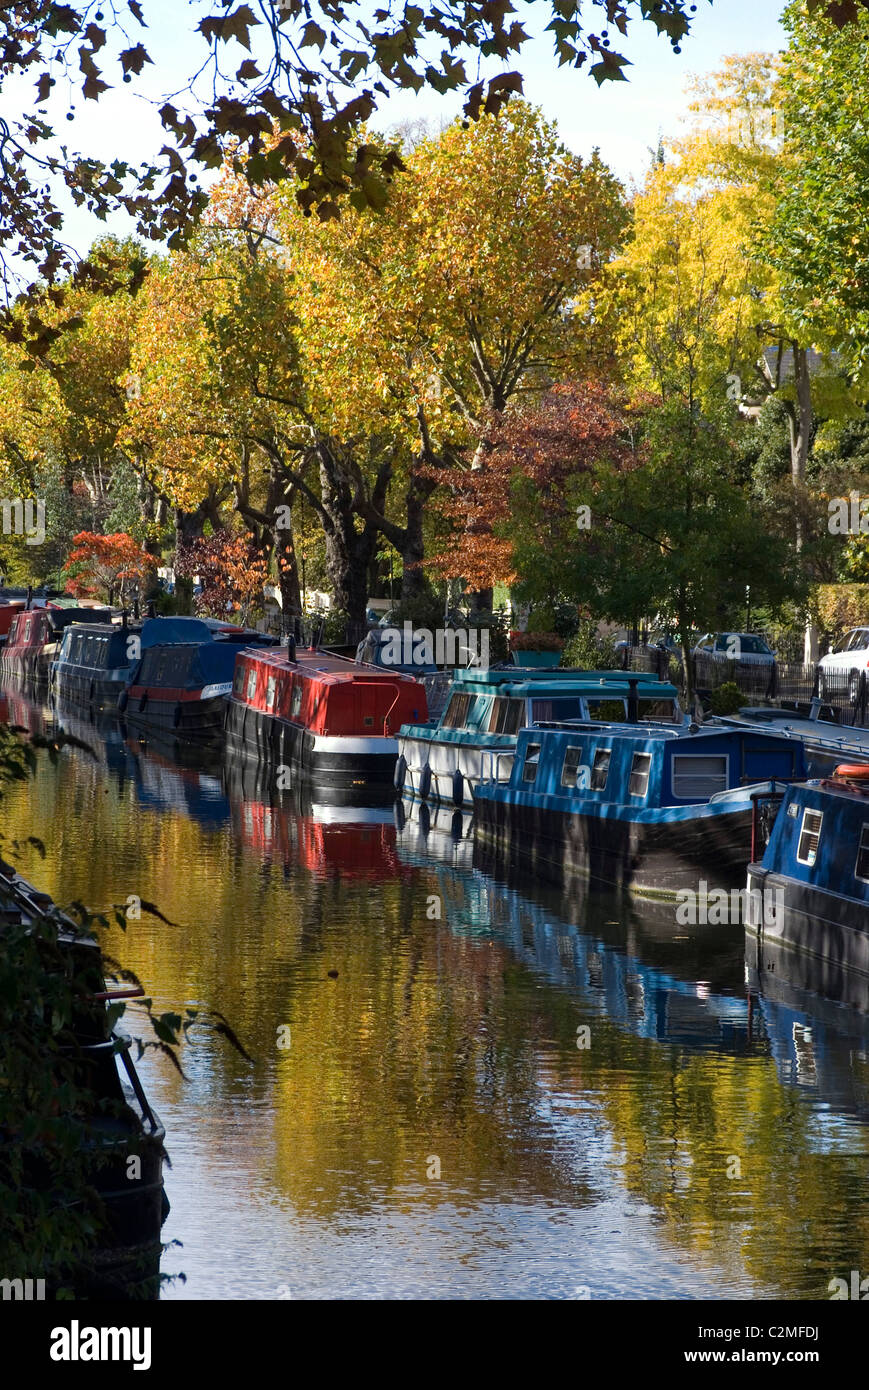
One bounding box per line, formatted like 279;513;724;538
616;645;869;728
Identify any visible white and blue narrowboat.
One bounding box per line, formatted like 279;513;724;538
746;766;869;978
472;723;808;897
395;668;685;808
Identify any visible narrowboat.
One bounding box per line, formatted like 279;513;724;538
746;767;869;979
121;640;243;743
225;645;428;789
473;723;807;898
0;861;168;1298
50;619;137;708
119;619;278;743
714;699;869;777
0;604;112;684
0;597;25;648
395;668;685;808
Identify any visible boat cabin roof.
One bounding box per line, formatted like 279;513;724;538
238;644;423;689
458;666;668;687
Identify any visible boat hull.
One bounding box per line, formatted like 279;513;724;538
123;691;229;743
473;793;755;897
225;697;398;789
51;665;129;709
746;863;869;978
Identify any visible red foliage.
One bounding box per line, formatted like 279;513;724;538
63;532;155;603
430;380;639;588
175;529;268;621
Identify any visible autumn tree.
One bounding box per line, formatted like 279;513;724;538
765;2;869;382
0;2;753;294
175;528;269;625
277;103;627;608
62;530;155;604
505;396;803;694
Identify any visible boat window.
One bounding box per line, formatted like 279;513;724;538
442;692;472;729
266;675;277;712
796;808;823;867
489;697;524;735
638;698;678;722
672;754;728;800
246;667;257;701
586;698;628;722
233;664;245;694
629;752;652;797
591;748;611;790
532;697;583;723
561;745;583;787
522;743;541;782
856;826;869;882
291;682;302;717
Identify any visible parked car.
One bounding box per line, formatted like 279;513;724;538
615;631;687;670
355;626;438;674
692;632;776;669
817;627;869;703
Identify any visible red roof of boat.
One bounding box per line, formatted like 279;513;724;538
239;645;420;686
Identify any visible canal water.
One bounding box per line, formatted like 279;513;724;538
5;687;869;1300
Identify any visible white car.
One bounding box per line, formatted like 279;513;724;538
818;627;869;703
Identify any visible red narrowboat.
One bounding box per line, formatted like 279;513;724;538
225;646;428;789
0;599;25;650
0;604;111;684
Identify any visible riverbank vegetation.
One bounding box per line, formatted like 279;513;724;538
1;4;868;660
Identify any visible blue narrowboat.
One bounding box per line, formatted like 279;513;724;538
119;617;277;743
472;723;807;897
396;668;685;808
746;767;869;978
50;620;137;708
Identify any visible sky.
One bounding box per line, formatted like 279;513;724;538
0;0;789;266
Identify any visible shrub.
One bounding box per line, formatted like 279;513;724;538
708;681;745;715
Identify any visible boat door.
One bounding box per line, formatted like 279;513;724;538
355;680;384;735
742;741;800;783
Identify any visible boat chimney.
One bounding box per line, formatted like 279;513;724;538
288;634;297;662
627;677;639;723
25;584;32;611
121;608;128;631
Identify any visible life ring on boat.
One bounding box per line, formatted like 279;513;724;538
394;754;407;793
833;763;869;780
452;768;465;809
418;764;432;802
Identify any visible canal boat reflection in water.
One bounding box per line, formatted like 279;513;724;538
2;710;869;1300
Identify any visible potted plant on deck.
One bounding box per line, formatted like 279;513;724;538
509;621;564;668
